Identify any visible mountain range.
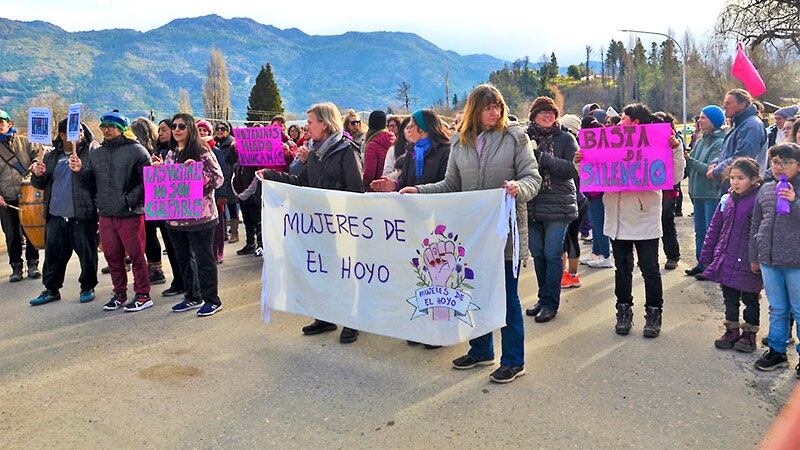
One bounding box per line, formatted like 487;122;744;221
0;15;510;119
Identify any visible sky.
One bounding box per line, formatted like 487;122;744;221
6;0;728;63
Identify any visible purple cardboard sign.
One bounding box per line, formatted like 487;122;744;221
143;163;204;220
579;123;675;192
232;126;285;167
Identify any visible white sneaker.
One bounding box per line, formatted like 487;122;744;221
587;256;614;268
580;253;601;265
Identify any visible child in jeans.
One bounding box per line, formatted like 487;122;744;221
699;158;763;352
751;143;800;378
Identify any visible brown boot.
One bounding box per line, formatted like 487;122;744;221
734;323;759;353
715;321;740;350
228;218;240;244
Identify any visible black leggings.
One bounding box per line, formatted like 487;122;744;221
722;285;760;326
564;197;588;259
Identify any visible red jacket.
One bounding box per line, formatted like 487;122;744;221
362;130;395;189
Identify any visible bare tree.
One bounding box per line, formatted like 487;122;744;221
585;45;594;82
202;49;233;121
395;81;416;112
715;0;800;51
177;88;193;114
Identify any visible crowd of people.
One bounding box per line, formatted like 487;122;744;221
1;83;798;384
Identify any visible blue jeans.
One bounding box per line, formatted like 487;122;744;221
468;261;524;367
762;264;800;354
528;220;570;310
692;198;719;266
588;198;610;258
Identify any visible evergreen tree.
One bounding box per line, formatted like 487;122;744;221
247;64;284;123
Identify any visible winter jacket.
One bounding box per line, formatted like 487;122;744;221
602;145;686;241
699;186;762;293
749;174;800;267
0;134;37;200
363;130;395;189
76;136;151;217
416;125;542;261
712;105;768;190
31;125;100;220
686;129;725;200
526;126;579;222
164;148;224;230
213;135;235;200
397;139;449;189
261;133;364;193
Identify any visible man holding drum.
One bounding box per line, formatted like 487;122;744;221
0;109;41;282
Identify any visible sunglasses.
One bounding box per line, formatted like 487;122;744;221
349;120;361;125
171;123;188;130
215;127;228;131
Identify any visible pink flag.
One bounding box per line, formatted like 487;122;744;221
731;42;767;97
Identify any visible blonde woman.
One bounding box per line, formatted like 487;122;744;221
401;84;542;384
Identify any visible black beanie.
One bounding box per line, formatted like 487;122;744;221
368;110;387;130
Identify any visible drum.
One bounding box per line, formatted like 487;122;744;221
18;180;46;249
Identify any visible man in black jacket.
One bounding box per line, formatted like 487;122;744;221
29;119;99;306
71;111;153;312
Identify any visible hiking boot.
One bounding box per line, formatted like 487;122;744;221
301;319;337;335
29;290;60;306
227;218;240;243
27;261;41;279
561;272;581;288
754;349;788;371
9;264;23;282
734;324;759;353
339;327;359;344
103;292;128;311
452;354;494;370
714;322;740;350
149;268;166;285
490;365;526;384
123;293;153;312
79;289;95;303
615;303;633;335
643;306;662;338
236;244;255;256
664;259;679;270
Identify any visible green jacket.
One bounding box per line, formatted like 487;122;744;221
686;129;726;200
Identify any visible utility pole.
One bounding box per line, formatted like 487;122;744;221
444;70;450;112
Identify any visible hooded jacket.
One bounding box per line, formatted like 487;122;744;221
712;104;768;191
363;130;395;189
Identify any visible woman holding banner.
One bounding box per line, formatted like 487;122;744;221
258;102;365;344
159;113;224;317
574;103;685;339
400;84;542;384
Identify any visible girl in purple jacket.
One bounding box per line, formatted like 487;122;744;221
699;158;763;352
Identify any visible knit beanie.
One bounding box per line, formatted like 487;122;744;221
581;103;600;118
411;109;430;133
196;120;213;133
529;96;560;121
100;110;130;131
701;105;725;129
560;114;581;136
368;110;387;131
775;105;799;120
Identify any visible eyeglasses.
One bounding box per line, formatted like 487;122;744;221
771;159;798;168
171;123;188;131
349;121;361;126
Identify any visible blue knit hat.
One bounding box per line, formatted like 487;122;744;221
411;109;429;133
701;105;725;129
775;105;799;120
100;110;130;131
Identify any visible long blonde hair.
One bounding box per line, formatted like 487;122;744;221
131;117;158;154
458;84;508;146
307;102;343;135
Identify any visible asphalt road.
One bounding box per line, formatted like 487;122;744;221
0;196;796;449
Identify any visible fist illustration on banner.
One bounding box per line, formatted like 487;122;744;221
423;240;457;287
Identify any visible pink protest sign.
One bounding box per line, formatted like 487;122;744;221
578;123;674;192
232;126;285;167
143;163;204;220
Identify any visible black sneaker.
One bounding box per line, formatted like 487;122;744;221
452;354;495;370
754;349;789;371
103;292;128;311
490;365;527;383
197;302;222;317
149;269;166;285
339;327;359;344
237;245;255;256
301;320;337;335
123;293;153;312
171;298;204;312
161;286;185;297
664;259;679;270
29;290;60;306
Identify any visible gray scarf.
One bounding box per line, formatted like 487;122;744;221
312;132;343;161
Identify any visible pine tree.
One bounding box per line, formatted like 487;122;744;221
203;49;233;121
247;64;284;123
177;88;192;114
452;93;458;109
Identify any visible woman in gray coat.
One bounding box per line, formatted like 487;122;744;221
401;84;542;384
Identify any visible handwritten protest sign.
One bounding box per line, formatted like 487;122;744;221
66;103;82;142
232;126;284;167
579;123;674;192
260;182;515;346
143;163;204;221
27;108;52;145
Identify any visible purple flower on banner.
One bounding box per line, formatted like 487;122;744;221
423;238;429;246
411;258;419;267
456;264;463;273
447;232;453;239
464;267;474;280
458;246;465;257
435;224;446;235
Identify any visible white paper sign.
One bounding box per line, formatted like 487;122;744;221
27;108;52;145
66;103;82;142
259;181;515;346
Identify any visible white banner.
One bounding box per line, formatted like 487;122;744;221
259;181;515;346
